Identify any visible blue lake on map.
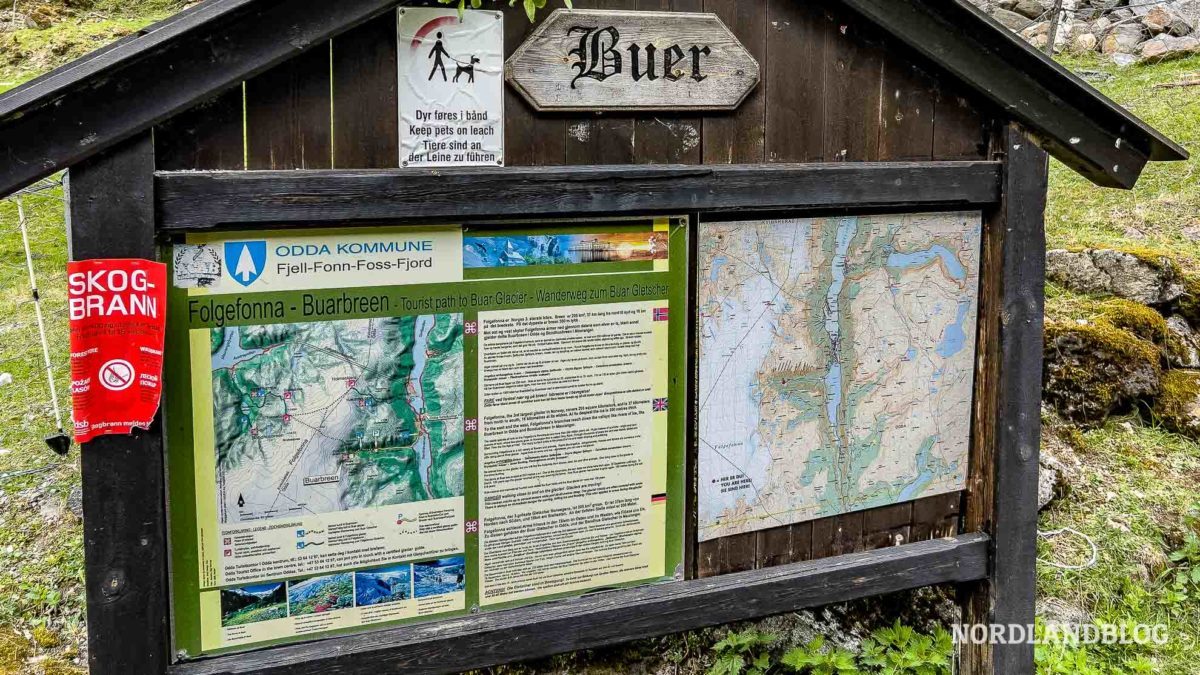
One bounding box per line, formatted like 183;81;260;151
410;314;435;499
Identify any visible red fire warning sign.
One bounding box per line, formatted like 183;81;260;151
67;259;167;444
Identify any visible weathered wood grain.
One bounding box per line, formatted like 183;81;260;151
332;13;399;169
879;60;937;161
987;124;1048;674
911;493;962;541
506;9;759;112
960;124;1048;675
839;0;1169;187
755;522;813;568
632;0;704;164
0;0;410;197
156;161;1003;230
812;511;865;558
764;0;825;162
246;45;333;169
863;502;914;550
933;83;991;161
502;2;545;166
701;0;766;164
562;0;639;165
821;6;883;162
67;133;171;675
173;534;990;675
155;87;245;171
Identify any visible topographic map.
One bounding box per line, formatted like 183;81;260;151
698;212;981;541
211;315;464;524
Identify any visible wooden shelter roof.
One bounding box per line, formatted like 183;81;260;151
0;0;1187;197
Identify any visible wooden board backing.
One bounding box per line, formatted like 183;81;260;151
150;0;1000;578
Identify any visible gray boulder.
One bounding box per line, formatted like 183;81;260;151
1074;32;1100;52
1151;370;1200;439
1102;23;1148;53
1038;598;1093;627
1045;249;1185;306
1038;430;1075;511
993;7;1032;30
1166;315;1200;367
1111;52;1138;67
1181;0;1200;28
1043;320;1162;423
1139;34;1200;62
1142;5;1193;36
1013;0;1050;19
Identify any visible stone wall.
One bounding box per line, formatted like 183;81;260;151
969;0;1200;64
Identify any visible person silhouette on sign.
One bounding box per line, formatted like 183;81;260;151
428;32;451;81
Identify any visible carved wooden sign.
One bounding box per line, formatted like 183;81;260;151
505;9;759;112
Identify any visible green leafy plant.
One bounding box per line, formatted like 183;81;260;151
438;0;573;22
779;636;859;675
1157;507;1200;605
857;622;952;675
708;629;777;675
1035;642;1109;675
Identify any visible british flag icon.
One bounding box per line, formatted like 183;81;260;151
653;398;668;412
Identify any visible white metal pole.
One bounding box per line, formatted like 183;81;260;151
16;196;66;435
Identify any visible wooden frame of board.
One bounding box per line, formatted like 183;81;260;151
69;125;1046;674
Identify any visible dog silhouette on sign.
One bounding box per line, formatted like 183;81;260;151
453;56;481;83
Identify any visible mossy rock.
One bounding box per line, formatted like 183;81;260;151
1150;370;1200;439
0;627;31;673
41;658;87;675
1093;298;1193;366
31;625;59;649
1173;275;1200;327
1044;320;1163;423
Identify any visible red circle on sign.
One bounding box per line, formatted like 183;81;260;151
99;359;135;392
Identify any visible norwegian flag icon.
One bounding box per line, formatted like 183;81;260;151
654;307;669;322
653;398;668;412
465;321;479;335
465;418;479;432
465;520;479;534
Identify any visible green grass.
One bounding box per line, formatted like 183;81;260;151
0;6;1197;674
0;4;189;669
1047;54;1200;266
0;186;84;673
1037;57;1200;671
0;2;186;92
1036;418;1200;673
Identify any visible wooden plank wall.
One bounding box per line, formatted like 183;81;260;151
153;0;994;579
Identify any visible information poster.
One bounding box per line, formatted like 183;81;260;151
165;219;686;656
397;8;505;167
696;212;981;541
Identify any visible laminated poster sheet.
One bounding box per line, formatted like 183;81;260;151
165;219;686;656
696;211;982;542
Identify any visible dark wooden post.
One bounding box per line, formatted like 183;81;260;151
66;132;171;674
961;124;1048;675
